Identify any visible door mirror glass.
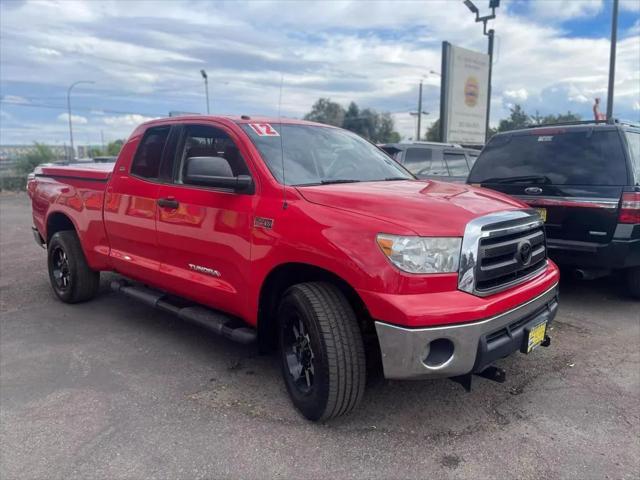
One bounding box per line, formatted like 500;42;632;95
184;156;253;192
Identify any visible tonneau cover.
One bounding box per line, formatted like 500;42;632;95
37;162;114;181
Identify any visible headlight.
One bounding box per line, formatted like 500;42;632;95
376;234;461;274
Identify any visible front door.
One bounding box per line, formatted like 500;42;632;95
154;123;256;317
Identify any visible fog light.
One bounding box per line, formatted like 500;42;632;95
424;338;454;368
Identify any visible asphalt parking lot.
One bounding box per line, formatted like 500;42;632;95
1;191;638;480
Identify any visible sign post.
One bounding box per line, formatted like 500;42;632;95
439;42;490;146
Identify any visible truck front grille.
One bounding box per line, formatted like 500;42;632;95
458;210;547;297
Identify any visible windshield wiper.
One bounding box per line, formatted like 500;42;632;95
319;179;361;185
480;175;551;184
384;177;412;181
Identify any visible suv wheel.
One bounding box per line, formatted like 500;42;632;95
626;267;640;299
47;231;100;303
278;282;366;421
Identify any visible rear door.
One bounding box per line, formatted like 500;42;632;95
104;124;175;282
468;127;629;244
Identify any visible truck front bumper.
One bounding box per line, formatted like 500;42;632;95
374;284;559;380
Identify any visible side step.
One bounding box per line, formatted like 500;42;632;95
110;280;257;344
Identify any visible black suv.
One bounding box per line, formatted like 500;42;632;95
467;120;640;297
380;142;479;182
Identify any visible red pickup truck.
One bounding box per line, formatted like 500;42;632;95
28;116;560;421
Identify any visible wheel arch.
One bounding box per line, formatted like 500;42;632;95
46;211;78;242
256;262;380;361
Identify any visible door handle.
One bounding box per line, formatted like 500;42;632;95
157;197;179;209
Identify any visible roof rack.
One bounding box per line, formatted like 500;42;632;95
525;118;639;129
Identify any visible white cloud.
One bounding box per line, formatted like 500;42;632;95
57;113;88;124
28;46;61;57
2;95;29;104
621;0;640;12
529;0;603;21
102;114;158;127
504;88;529;101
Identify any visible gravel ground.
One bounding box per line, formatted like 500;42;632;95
1;191;639;479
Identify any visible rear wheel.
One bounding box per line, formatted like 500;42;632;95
626;267;640;299
278;282;366;421
47;231;100;303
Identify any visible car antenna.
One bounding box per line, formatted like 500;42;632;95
278;73;287;209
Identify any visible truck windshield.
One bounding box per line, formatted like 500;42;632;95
468;130;627;186
241;124;413;186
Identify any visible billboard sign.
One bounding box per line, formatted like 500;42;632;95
440;42;490;145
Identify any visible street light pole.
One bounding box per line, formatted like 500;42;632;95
67;80;94;161
463;0;500;143
606;0;619;121
200;69;210;114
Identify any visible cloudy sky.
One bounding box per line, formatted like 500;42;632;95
1;0;639;146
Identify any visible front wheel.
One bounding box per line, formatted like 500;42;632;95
278;282;366;421
47;230;100;303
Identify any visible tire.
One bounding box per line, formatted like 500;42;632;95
626;267;640;299
47;230;100;303
278;282;366;421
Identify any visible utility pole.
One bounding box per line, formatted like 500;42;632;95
606;0;619;121
463;0;500;143
200;69;210;114
416;81;423;141
66;80;94;161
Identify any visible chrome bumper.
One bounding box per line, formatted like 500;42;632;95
374;284;559;380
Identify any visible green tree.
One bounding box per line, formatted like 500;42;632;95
542;111;581;124
497;104;530;132
303;98;345;127
376;112;401;143
426;119;441;141
15;142;56;174
88;146;103;158
106;140;124;156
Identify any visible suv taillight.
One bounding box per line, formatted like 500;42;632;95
619;192;640;224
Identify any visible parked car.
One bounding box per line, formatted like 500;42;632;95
379;141;479;182
28;116;559;421
468;120;640;297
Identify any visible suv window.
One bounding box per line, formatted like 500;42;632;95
443;152;469;176
404;147;447;175
625;131;640;184
177;125;249;183
131;126;171;179
469;130;628;186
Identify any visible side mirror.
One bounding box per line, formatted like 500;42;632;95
183;156;254;193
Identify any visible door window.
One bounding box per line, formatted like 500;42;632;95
443;152;470;176
177;125;249;183
131;126;171;179
404;148;442;175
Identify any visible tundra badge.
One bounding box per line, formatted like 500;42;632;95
188;264;221;277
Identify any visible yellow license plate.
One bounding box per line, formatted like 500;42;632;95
535;208;547;222
527;322;547;353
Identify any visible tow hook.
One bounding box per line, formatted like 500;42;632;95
541;335;551;347
450;366;506;393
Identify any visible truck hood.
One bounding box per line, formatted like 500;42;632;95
296;180;525;236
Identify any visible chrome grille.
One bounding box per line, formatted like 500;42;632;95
458;210;547;297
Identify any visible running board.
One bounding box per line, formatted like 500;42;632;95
110;280;256;344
